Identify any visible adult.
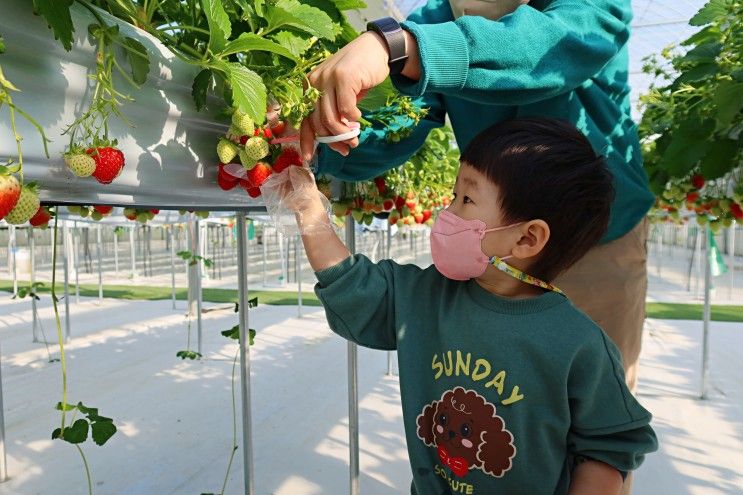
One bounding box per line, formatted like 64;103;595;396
299;0;654;491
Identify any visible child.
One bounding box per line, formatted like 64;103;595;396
287;118;657;494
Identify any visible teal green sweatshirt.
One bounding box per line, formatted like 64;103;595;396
316;0;655;242
315;255;657;494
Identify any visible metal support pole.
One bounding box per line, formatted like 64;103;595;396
9;226;17;296
0;343;8;482
29;229;38;343
235;214;255;495
187;215;203;356
72;223;79;304
345;218;360;495
96;225;103;304
296;235;303;318
113;229;119;275
729;226;736;300
262;230;268;286
701;225;712;399
129;226;137;278
386;222;394;376
63;223;71;341
169;226;176;310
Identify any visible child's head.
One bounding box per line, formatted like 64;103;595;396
451;118;614;282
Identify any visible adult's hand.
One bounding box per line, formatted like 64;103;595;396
299;30;420;161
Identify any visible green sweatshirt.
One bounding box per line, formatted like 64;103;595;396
316;0;654;243
315;255;657;495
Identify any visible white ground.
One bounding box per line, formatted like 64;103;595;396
0;293;741;495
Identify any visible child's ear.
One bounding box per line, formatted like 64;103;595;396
512;220;549;259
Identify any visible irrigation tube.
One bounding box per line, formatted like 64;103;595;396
63;222;71;341
235;214;256;495
345;219;360;495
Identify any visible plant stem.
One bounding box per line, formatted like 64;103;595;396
51;211;69;431
219;348;240;495
75;444;94;495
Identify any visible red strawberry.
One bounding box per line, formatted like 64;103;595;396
253;128;261;137
0;173;21;220
270;121;286;136
239;135;249;145
691;174;705;190
421;209;432;222
414;213;424;224
732;203;743;220
246;162;273;188
88;147;125;184
218;165;240;190
94;205;113;214
272;147;302;173
263;128;273;139
394;195;405;211
246;186;261;198
383;199;394;211
29;206;52;228
150;209;159;214
406;199;417;210
374;177;386;194
686;192;699;203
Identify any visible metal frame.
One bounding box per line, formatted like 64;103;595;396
345;219;360;495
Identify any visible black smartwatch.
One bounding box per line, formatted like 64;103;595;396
366;17;408;75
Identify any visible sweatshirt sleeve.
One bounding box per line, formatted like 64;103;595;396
566;328;658;472
314;254;403;350
314;92;446;181
391;0;631;105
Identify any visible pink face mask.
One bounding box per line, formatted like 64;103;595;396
430;209;519;281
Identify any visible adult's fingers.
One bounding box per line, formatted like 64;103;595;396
299;119;317;162
336;83;362;123
319;87;354;136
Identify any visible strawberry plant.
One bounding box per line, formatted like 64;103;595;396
638;0;742;231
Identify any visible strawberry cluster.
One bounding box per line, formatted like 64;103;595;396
66;204;116;221
64;141;126;185
214;108;302;198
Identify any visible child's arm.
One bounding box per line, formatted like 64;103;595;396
568;459;622;495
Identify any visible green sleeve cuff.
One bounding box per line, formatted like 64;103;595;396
314;144;346;177
315;255;356;287
392;21;469;97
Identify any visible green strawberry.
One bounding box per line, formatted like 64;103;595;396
217;139;238;164
0;172;21;220
91;210;104;221
195;210;210;219
239;150;256;170
351;209;364;223
243;137;269;162
5;183;40;225
231;110;255;136
64;153;96;177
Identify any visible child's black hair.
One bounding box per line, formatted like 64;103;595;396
461;118;615;282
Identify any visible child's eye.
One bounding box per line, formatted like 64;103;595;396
463;196;473;204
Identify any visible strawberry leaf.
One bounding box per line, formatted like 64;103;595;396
192;69;213;112
0;35;5;54
689;0;730;26
60;419;89;444
121;37;150;86
32;0;75;51
270;32;312;58
201;0;231;53
91;420;117;446
221;33;298;62
264;0;335;41
226;63;267;124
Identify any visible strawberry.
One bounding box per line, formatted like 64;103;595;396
388;211;400;225
88;147;125;184
217;139;239;164
421;209;432;223
246;162;273;188
351;209;364;223
686;192;699;203
272;147;302;173
414;213;424;224
195;211;210;219
270;120;286;136
239;135;249;146
64;153;96;177
374;177;386;194
5;183;40;225
29;206;52;228
691;174;705;190
253;128;261;137
231;110;255;136
123;208;137;220
91;211;104;221
0;173;21;220
394;195;405;211
150;209;160;215
94;205;113;215
263;128;273;139
732;203;743;220
246;186;261;198
332;202;349;218
239;150;256;170
383;199;394;211
243;137;270;163
405;198;417;210
218;165;239;191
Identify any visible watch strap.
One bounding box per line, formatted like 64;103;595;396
367;17;408;75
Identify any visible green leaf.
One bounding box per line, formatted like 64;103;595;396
221;325;240;340
699;138;738;180
332;0;367;10
91;420;117;446
191;69;212;112
55;402;77;412
32;0;75;51
201;0;232;52
122;37;150;86
227;63;267;124
221;33;298;62
681;26;720;47
659;119;715;176
676;63;717;83
265;0;335;40
681;41;722;62
176;350;202;360
177;250;192;260
76;402;98;417
254;0;265;17
0;36;5;54
270;32;312;58
713;81;743;130
689;0;730;26
61;419;89;444
358;78;398;111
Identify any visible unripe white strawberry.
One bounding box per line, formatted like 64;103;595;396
231;110;255;136
217;139;239;164
243;137;269;163
5;184;40;225
64;153;96;177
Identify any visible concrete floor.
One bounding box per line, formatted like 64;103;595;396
0;293;740;494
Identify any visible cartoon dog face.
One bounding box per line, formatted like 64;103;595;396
416;387;516;478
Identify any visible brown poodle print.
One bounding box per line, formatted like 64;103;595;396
416;387;516;478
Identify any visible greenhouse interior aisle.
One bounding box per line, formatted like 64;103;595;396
0;294;740;494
